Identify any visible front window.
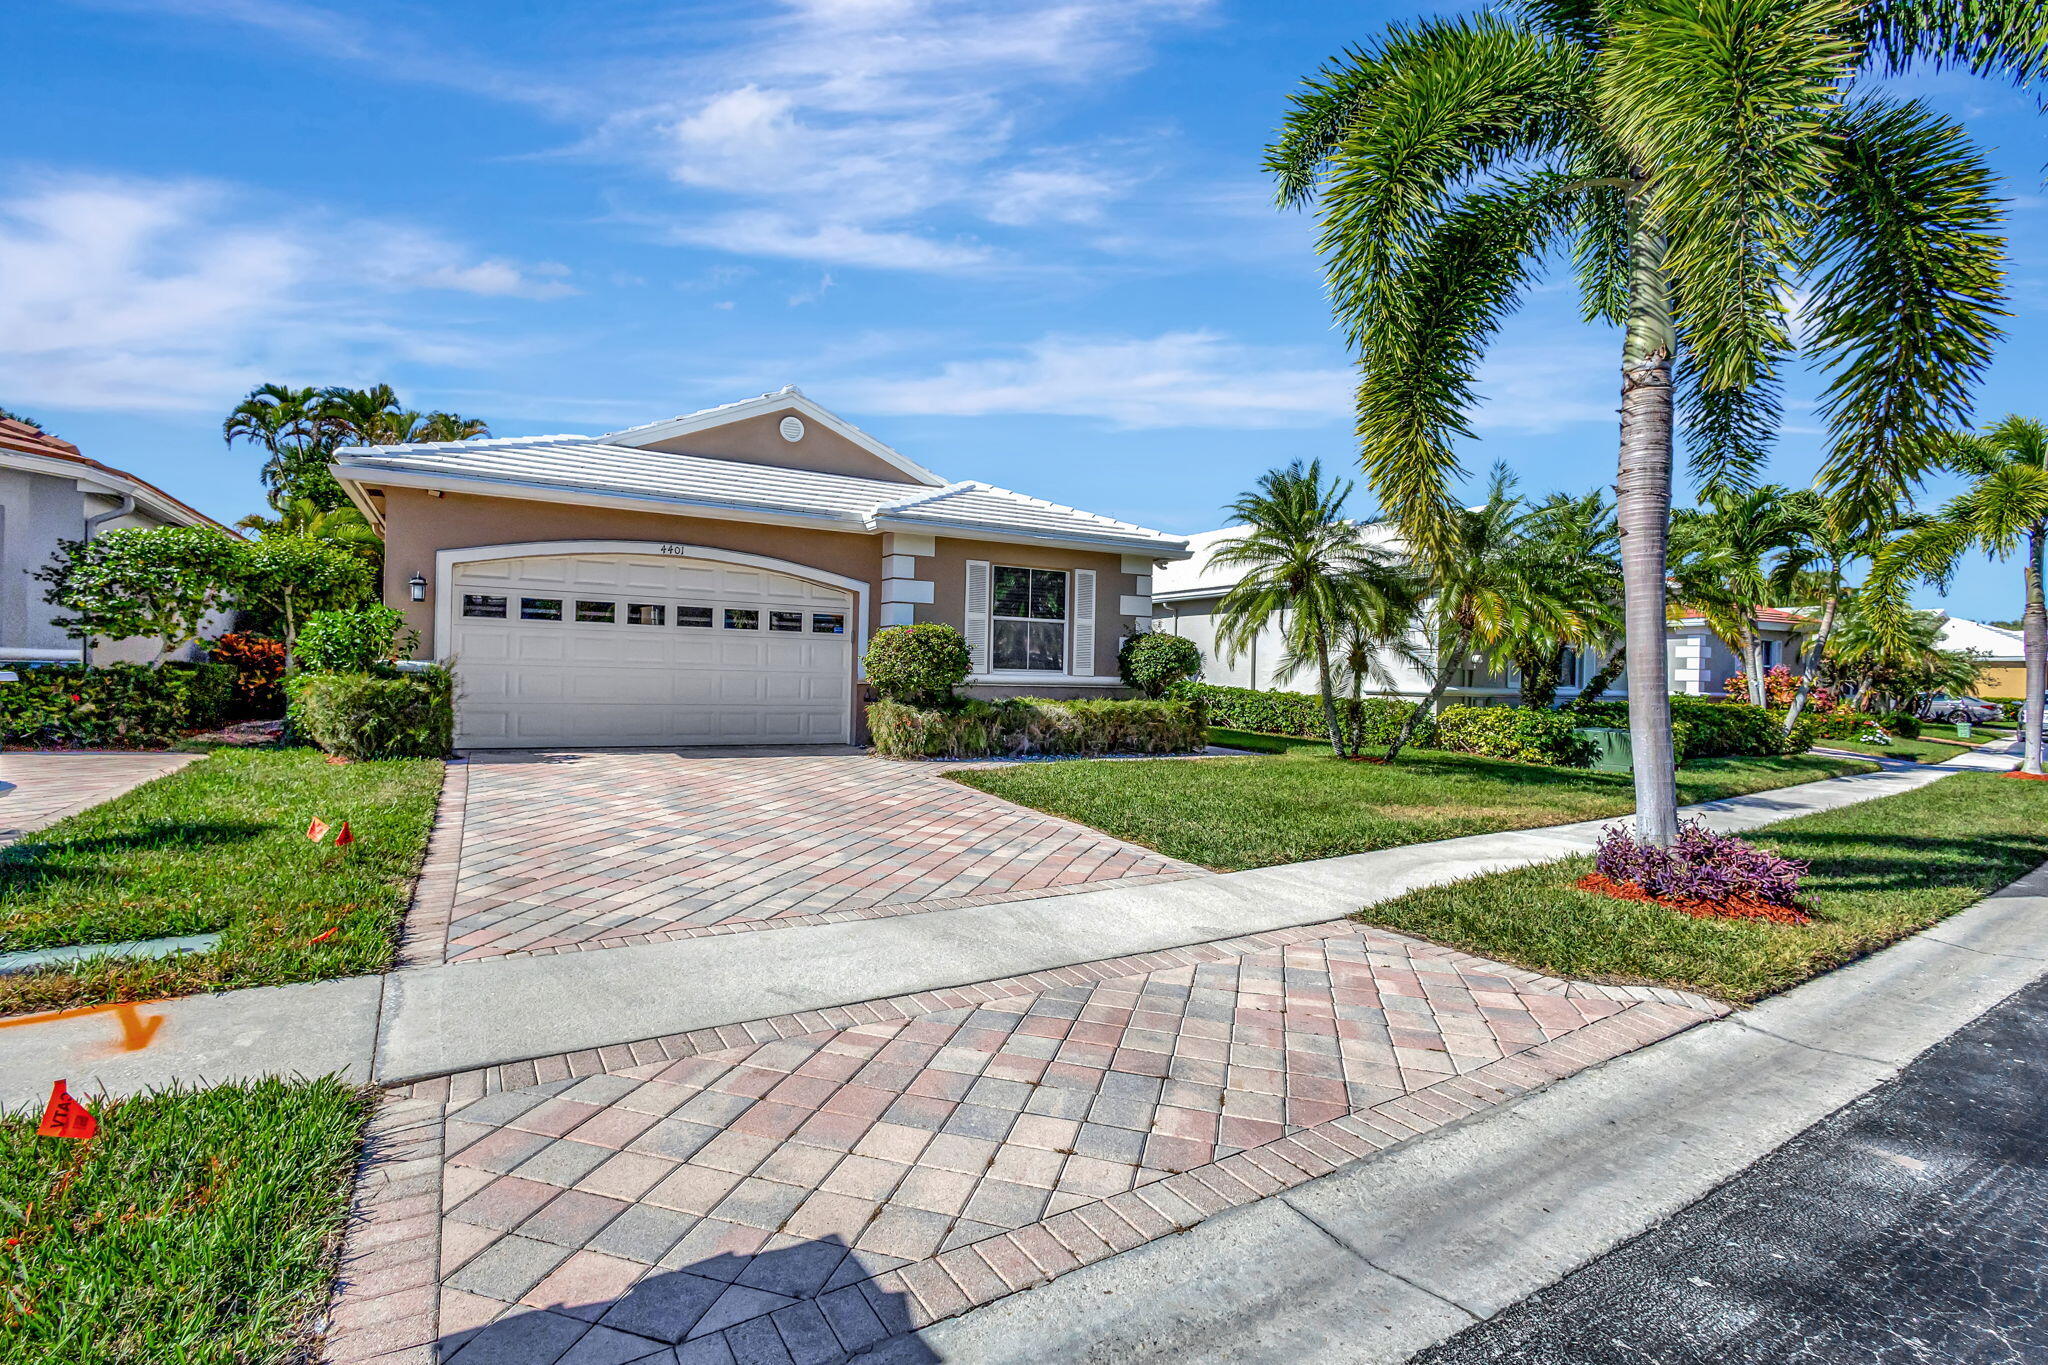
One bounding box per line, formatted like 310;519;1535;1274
992;566;1066;672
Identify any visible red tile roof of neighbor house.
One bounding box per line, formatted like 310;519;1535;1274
1671;603;1815;627
0;418;233;533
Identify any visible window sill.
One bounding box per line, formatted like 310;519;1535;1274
968;672;1124;688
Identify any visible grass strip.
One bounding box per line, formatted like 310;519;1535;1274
950;743;1873;870
0;748;441;1017
1358;771;2048;1004
0;1076;369;1365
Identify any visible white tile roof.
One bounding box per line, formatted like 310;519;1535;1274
1936;614;2025;661
336;433;1188;556
1152;522;1404;599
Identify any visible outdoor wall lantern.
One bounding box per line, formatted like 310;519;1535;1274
408;572;428;602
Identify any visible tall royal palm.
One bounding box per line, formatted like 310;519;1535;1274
1267;0;2028;840
1211;460;1419;757
1882;415;2048;774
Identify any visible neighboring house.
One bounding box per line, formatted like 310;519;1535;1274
1933;613;2028;696
1154;522;1817;704
0;417;233;666
1665;606;1816;697
329;387;1191;749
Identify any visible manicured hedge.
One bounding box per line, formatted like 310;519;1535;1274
1170;681;1430;747
1433;705;1597;767
864;624;972;708
286;668;454;759
1574;697;1803;761
868;698;1205;760
0;662;231;747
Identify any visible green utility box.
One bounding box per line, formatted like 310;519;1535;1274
1574;725;1634;773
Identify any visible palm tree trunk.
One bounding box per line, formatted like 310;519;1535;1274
2023;524;2046;776
1782;594;1838;733
1387;624;1470;763
1743;621;1766;706
1313;636;1347;757
1618;214;1682;845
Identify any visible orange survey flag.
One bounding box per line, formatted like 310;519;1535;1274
307;818;331;843
333;822;355;848
36;1080;96;1140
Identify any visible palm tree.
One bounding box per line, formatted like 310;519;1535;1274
1210;461;1421;756
1825;602;1985;714
316;386;491;447
234;496;383;562
223;383;341;511
403;411;492;443
1266;3;2024;840
1383;467;1591;762
1669;486;1808;706
1881;415;2048;774
1769;492;1926;732
1505;489;1622;708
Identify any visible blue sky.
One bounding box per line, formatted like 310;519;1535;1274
8;0;2044;619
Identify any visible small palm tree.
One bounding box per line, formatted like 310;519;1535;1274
1770;492;1927;732
1505;489;1622;708
224;383;338;510
1384;467;1590;762
1670;486;1808;706
1211;461;1420;756
234;497;384;562
1881;416;2048;774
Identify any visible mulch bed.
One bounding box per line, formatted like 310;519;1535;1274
1576;871;1811;926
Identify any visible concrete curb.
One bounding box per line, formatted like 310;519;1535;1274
878;857;2048;1364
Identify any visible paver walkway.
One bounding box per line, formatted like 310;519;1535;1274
0;749;197;847
432;750;1196;962
325;920;1719;1364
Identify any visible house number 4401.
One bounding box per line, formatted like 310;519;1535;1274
658;543;689;556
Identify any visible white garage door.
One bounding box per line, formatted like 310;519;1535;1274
449;552;854;748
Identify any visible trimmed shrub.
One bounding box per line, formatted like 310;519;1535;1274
286;668;454;759
209;632;288;718
1799;710;1870;741
296;606;420;674
1595;818;1808;907
1433;705;1598;767
863;624;972;708
1876;710;1923;739
1118;633;1203;698
867;697;1205;760
0;663;225;746
1172;681;1431;747
162;661;234;730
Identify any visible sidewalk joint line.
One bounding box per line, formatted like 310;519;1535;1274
1280;1194;1487;1324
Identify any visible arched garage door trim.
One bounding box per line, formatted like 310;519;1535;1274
433;539;872;669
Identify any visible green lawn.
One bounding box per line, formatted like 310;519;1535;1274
1816;735;1976;764
949;741;1874;870
1359;772;2048;1004
0;748;441;1017
0;1077;367;1365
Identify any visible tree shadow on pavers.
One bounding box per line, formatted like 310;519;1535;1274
437;1233;941;1365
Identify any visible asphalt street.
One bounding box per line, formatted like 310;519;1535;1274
1418;975;2048;1365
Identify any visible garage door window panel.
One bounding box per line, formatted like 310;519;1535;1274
521;597;564;621
725;608;760;630
812;612;845;634
463;594;508;619
576;600;616;623
677;606;714;628
627;603;666;626
992;567;1067;672
769;611;804;633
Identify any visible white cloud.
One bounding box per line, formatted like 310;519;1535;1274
841;331;1351;428
667;212;994;273
0;174;571;412
1467;344;1619;433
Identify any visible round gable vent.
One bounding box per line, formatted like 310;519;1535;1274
779;416;806;443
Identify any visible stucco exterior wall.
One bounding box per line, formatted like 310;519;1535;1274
1975;661;2029;696
918;537;1142;687
637;408;923;484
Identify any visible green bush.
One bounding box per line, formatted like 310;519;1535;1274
1171;681;1432;746
0;663;219;746
1118;633;1203;697
285;668;453;759
1800;710;1872;741
1433;705;1598;767
1876;710;1923;739
208;633;287;718
863;624;972;708
867;697;1205;759
295;606;420;674
161;662;233;730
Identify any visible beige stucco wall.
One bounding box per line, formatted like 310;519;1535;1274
921;537;1143;690
1975;661;2028;696
638;408;922;484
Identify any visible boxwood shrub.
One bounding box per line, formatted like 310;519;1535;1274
864;624;972;708
868;697;1204;759
0;662;230;746
286;667;454;759
1433;705;1598;767
1117;634;1203;698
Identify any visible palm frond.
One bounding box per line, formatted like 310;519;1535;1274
1805;97;2007;524
1852;0;2048;84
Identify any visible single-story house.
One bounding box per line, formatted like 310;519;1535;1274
0;417;233;666
330;388;1191;748
1152;522;1816;703
1934;613;2028;695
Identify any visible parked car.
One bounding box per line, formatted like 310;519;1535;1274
1920;694;2002;724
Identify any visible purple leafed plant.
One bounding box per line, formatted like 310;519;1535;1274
1594;819;1808;907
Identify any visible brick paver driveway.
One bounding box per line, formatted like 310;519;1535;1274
435;750;1198;962
332;921;1721;1363
0;749;198;847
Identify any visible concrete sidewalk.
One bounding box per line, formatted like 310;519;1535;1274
0;739;2016;1109
876;855;2048;1364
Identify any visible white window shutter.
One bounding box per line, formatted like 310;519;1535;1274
1072;568;1096;676
964;560;991;673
